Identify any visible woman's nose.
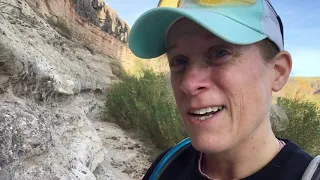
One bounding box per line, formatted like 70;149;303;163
179;64;211;96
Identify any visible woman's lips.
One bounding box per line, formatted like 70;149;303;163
187;106;225;125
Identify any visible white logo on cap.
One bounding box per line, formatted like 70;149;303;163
178;0;194;7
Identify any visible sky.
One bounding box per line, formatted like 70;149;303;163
106;0;320;77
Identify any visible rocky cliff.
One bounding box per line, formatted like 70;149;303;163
24;0;137;73
0;0;152;179
75;0;129;43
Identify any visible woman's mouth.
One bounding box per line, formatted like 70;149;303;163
189;106;224;121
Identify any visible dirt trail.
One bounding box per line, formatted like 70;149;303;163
92;121;156;179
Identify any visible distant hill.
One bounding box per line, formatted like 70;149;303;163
274;77;320;106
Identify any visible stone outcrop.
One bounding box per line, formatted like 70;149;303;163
75;0;129;43
312;80;320;95
24;0;137;72
0;0;151;179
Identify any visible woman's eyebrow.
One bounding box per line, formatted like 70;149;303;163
166;35;238;54
206;34;232;45
167;44;178;53
206;35;240;49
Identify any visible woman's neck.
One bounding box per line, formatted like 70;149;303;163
202;121;280;180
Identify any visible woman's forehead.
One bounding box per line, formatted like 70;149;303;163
166;18;232;49
167;18;212;38
167;19;219;42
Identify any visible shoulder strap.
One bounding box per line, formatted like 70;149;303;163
149;137;191;180
302;155;320;180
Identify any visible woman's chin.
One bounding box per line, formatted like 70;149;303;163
189;135;231;154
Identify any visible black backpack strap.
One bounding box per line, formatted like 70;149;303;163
302;155;320;180
149;138;191;180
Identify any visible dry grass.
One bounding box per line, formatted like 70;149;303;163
274;77;320;108
274;77;320;155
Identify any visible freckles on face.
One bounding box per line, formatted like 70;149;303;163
221;54;273;151
166;18;274;152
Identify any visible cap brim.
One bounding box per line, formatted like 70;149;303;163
129;7;267;59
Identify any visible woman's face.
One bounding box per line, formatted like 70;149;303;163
167;18;275;153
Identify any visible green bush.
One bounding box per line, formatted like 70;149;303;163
105;69;187;149
275;97;320;156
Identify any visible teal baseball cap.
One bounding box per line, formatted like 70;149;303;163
128;0;284;59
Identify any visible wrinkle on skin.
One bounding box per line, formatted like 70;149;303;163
166;18;283;179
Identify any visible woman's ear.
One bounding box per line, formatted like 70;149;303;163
271;51;292;92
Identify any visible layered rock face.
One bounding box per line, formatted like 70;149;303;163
24;0;137;71
0;0;151;179
75;0;129;43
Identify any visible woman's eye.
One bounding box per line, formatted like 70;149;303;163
207;48;232;66
215;49;229;57
174;58;187;65
169;56;188;71
210;49;231;58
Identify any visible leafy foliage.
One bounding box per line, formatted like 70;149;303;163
105;69;186;149
275;97;320;156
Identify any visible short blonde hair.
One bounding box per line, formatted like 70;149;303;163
257;39;289;132
270;104;289;132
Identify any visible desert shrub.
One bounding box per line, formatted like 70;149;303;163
105;69;186;149
275;97;320;156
